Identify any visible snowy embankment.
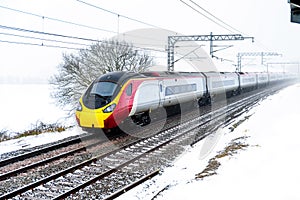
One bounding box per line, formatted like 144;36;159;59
118;83;300;200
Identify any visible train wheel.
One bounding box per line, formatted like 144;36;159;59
131;111;151;126
141;112;151;126
198;95;211;106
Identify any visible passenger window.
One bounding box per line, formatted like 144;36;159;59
126;83;132;96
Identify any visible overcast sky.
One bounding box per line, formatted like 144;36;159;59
0;0;299;83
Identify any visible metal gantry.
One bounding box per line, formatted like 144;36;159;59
236;52;282;72
167;32;254;71
267;62;300;73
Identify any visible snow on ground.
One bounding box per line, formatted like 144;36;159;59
118;83;300;200
1;83;299;199
0;83;82;155
0;84;72;133
0;127;83;155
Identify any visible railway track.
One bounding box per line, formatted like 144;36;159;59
0;84;290;199
0;131;129;197
0;135;84;168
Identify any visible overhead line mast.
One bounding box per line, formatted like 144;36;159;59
237;52;282;72
167;32;254;71
267;62;300;74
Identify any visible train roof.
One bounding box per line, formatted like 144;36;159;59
95;71;144;84
141;71;205;77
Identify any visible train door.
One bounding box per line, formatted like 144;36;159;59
158;80;164;107
123;81;133;114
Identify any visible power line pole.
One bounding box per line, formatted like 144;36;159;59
237;52;282;72
167;32;254;71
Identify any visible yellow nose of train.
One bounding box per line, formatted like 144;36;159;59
76;102;105;128
76;99;118;129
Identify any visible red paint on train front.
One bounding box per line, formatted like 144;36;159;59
104;79;144;128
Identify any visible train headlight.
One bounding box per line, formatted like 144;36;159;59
76;102;82;111
103;103;116;113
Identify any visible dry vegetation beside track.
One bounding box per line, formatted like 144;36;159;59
195;136;250;179
0;121;71;142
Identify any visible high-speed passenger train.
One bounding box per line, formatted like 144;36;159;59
75;71;296;131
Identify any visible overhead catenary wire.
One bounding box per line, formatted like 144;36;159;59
0;39;82;50
182;0;277;54
0;24;101;42
179;0;235;33
75;0;165;30
0;24;168;54
0;5;118;34
1;1;267;59
0;4;168;51
0;32;90;47
74;0;176;47
0;1;292;70
188;0;246;35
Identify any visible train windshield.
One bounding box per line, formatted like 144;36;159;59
83;81;118;109
90;81;117;97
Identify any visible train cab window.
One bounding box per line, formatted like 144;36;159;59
126;83;132;96
90;81;117;97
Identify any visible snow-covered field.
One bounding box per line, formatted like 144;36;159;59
0;83;82;155
117;83;300;200
0;84;73;134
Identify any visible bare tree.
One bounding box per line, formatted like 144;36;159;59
50;40;153;116
81;40;152;73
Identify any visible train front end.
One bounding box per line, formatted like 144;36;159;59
75;73;121;130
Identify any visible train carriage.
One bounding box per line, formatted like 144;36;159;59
205;72;239;97
76;70;297;131
239;72;257;91
257;72;269;87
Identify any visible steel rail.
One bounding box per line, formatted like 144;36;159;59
0;140;103;181
0;136;135;199
0;134;94;168
52;122;198;199
102;169;160;200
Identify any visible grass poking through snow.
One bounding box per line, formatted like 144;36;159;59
195;136;250;179
0;121;72;142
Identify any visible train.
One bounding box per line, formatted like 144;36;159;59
75;70;297;131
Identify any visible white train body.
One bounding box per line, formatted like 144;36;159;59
76;70;298;129
129;73;206;116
